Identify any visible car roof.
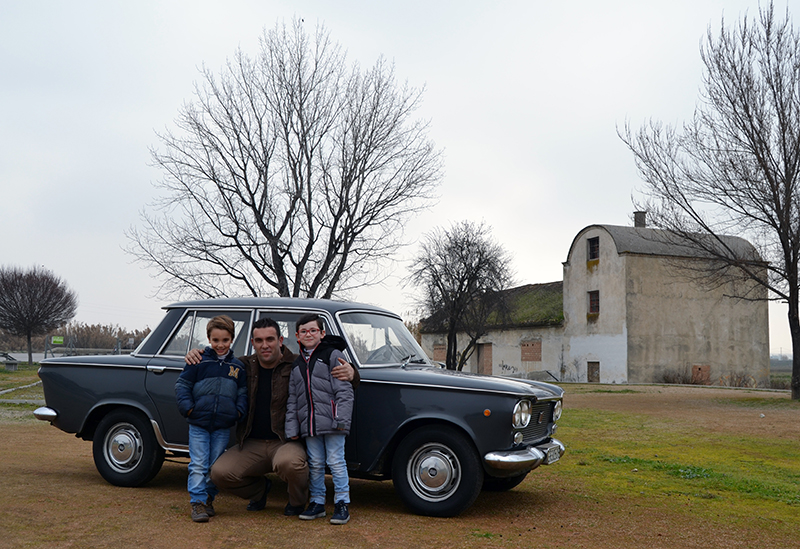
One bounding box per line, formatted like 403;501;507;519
163;297;397;316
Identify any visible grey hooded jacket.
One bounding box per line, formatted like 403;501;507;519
285;335;354;438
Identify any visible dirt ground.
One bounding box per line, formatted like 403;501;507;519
1;385;797;548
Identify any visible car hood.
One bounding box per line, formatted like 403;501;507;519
360;365;564;400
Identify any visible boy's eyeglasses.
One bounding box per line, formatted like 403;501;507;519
298;328;320;335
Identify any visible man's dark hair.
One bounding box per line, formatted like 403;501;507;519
252;317;281;337
295;313;324;333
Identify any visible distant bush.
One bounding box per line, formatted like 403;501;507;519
770;373;791;390
661;369;695;385
719;372;757;388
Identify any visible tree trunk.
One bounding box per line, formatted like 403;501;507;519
788;297;800;400
446;328;458;370
26;331;33;366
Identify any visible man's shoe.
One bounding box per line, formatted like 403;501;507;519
284;503;305;516
246;478;272;511
299;502;326;520
330;501;350;525
205;497;215;517
191;502;209;523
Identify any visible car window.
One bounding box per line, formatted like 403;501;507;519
256;310;334;356
161;310;252;357
338;311;432;367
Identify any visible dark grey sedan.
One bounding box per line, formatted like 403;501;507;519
36;298;565;517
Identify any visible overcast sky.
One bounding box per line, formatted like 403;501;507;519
3;0;794;354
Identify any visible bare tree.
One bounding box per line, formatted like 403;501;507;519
0;266;77;364
620;2;800;398
409;221;513;371
127;19;441;300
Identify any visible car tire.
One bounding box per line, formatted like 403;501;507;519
482;471;529;492
92;409;165;487
391;425;483;517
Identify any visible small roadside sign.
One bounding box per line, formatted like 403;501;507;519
51;336;64;345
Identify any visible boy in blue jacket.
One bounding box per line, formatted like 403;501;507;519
175;315;247;522
286;313;354;524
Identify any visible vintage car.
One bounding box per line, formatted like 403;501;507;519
35;298;565;517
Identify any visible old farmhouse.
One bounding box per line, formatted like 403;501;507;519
419;216;770;386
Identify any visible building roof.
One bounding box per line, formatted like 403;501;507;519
419;281;564;333
566;224;762;263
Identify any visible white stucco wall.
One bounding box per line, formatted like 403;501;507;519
624;254;769;385
420;324;564;379
560;329;628;383
562;227;629;383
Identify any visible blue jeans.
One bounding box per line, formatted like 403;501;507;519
187;424;230;503
305;433;349;504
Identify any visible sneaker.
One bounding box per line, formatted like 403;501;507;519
191;502;209;523
246;478;272;511
299;502;326;520
330;501;350;525
205;497;215;517
284;503;305;516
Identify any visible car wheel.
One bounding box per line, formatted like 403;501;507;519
482;471;529;492
92;409;165;487
391;425;483;517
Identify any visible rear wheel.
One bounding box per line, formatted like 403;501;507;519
391;425;483;517
92;409;165;487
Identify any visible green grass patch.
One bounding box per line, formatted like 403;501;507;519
0;362;41;391
0;401;38;411
557;407;800;529
716;396;800;409
579;388;641;394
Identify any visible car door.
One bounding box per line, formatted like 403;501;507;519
145;308;253;447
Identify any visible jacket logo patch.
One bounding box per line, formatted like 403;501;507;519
228;366;240;379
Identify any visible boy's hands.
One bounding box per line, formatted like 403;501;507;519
331;357;354;381
185;348;203;365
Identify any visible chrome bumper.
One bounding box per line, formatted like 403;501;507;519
484;438;565;473
34;406;58;422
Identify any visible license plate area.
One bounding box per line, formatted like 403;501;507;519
543;445;560;464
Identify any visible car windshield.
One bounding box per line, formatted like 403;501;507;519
338;311;433;367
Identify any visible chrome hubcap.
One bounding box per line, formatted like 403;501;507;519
407;442;460;502
104;422;143;473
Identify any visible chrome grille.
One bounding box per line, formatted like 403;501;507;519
518;402;553;444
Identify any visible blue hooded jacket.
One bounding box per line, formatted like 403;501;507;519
175;347;247;431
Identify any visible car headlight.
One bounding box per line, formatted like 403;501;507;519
512;400;531;428
553;400;563;421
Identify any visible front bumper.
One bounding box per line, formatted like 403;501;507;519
484;438;565;475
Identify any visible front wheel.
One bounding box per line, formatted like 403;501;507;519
92;409;165;487
391;425;483;517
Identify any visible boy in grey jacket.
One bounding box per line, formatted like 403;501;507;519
285;313;354;524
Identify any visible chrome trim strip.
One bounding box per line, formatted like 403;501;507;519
38;361;146;369
150;419;189;453
358;378;563;399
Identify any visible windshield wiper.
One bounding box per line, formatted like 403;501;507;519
400;354;428;368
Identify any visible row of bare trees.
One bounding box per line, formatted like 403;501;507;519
0;322;151;357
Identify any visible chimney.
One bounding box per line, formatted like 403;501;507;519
634;211;647;228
